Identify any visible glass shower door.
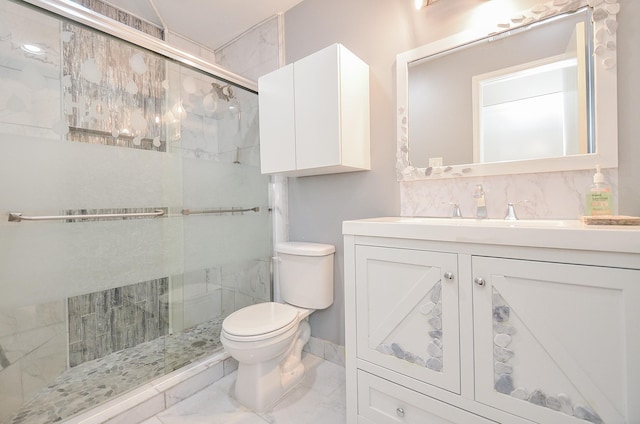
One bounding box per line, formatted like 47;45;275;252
0;1;271;422
162;58;272;375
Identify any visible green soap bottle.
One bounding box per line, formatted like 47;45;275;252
586;165;613;216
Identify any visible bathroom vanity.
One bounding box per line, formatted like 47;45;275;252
343;218;640;424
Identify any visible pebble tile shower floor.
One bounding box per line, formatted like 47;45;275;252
5;318;224;424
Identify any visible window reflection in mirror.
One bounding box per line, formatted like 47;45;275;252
407;9;593;169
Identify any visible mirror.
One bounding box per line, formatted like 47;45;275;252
396;0;619;181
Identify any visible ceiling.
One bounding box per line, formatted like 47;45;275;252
104;0;305;51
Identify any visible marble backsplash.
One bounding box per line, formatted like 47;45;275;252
400;168;619;220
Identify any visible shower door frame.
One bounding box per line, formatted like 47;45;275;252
20;0;258;94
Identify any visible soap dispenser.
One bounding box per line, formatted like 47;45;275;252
474;184;487;219
586;165;613;216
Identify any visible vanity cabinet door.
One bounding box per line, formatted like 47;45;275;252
472;256;640;424
355;245;460;394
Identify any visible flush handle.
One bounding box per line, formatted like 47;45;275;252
444;271;454;281
396;407;405;417
474;277;486;287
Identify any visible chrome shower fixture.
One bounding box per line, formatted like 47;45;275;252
211;82;236;102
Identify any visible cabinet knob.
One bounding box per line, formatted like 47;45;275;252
396;407;405;417
474;277;486;287
444;271;454;281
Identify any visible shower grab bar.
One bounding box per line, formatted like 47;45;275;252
8;209;165;222
181;206;260;215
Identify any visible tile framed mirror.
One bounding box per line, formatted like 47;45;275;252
396;0;619;181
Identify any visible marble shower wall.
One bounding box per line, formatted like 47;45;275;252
0;1;61;140
213;12;289;284
215;15;282;82
0;302;67;423
173;259;271;333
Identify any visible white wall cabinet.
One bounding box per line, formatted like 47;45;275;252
344;219;640;424
258;43;370;177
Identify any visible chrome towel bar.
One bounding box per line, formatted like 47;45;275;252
8;206;260;222
181;206;260;215
8;209;165;222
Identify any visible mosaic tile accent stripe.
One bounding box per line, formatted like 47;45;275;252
67;278;169;367
62;21;167;152
62;207;168;222
70;0;164;39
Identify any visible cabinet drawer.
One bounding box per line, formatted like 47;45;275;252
357;371;495;424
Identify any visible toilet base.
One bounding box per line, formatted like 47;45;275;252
233;320;311;412
234;356;305;412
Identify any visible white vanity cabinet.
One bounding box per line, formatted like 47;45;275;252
258;43;370;177
343;218;640;424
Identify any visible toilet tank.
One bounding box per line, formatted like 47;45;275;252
276;242;335;309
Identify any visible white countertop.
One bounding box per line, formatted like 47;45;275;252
343;217;640;254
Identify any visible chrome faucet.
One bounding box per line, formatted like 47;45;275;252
504;200;530;220
474;184;487;219
504;203;518;221
450;203;462;218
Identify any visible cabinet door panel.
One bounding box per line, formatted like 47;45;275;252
472;256;640;424
258;64;296;174
355;245;460;393
339;48;370;170
294;45;341;170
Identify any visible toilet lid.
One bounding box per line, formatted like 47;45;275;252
222;302;299;338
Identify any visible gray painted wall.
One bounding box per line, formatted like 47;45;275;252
284;1;412;345
284;0;639;346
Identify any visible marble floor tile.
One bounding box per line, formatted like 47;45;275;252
145;353;346;424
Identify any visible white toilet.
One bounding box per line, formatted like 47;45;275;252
220;241;335;412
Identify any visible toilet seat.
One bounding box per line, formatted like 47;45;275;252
222;302;299;342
